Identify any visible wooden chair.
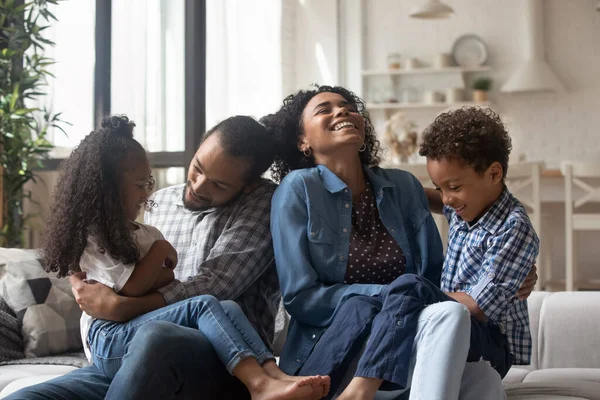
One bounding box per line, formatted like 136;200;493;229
561;161;600;291
506;161;549;290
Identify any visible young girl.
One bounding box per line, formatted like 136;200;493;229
42;115;329;400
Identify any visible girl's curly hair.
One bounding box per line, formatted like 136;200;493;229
42;115;150;277
261;85;382;183
419;107;512;179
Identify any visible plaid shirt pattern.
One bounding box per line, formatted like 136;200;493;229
442;188;539;364
144;181;281;349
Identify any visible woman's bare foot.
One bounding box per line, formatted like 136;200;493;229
262;361;330;397
336;377;382;400
248;376;319;400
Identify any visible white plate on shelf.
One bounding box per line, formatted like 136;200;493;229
452;34;488;67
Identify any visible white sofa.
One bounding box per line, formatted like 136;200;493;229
1;287;600;398
501;291;600;399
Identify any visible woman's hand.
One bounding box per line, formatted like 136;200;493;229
516;264;538;300
70;272;123;321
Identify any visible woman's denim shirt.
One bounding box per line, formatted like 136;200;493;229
271;165;444;374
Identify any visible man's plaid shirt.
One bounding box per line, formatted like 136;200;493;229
144;181;281;349
442;188;539;365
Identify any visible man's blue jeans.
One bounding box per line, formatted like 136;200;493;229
90;296;273;378
300;274;511;396
5;321;250;400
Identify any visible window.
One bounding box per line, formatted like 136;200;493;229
33;0;96;157
205;0;282;128
111;0;185;153
37;0;205;175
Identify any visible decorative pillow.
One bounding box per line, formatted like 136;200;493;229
0;248;39;279
0;257;83;358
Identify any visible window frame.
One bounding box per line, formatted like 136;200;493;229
40;0;206;175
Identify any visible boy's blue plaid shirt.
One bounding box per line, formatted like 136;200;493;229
442;187;539;365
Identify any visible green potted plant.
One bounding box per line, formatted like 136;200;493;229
472;77;492;103
1;0;65;247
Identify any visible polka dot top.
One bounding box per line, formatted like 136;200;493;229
344;180;407;284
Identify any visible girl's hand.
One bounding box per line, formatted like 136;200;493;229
163;241;178;270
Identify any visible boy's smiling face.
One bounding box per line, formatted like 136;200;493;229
427;157;504;223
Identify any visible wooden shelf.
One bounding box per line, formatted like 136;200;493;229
367;101;491;110
362;66;491;77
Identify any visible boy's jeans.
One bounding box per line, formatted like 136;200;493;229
90;296;274;378
300;274;511;398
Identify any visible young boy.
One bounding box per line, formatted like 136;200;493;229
299;106;539;397
419;106;540;371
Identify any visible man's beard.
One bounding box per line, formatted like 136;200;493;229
182;182;211;211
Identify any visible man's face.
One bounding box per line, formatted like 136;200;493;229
184;133;250;210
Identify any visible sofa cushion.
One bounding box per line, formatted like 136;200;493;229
523;368;600;384
504;381;600;400
526;291;551;370
0;364;78;394
0;256;82;358
504;367;531;384
0;372;76;398
539;292;600;369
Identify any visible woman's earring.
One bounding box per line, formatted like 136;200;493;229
359;143;367;152
303;147;312;157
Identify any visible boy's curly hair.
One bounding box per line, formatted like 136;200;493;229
42;115;149;277
419;107;512;179
260;85;382;183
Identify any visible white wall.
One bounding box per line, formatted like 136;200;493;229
289;0;600;286
287;0;340;89
360;0;600;165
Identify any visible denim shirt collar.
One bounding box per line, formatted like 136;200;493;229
317;164;396;197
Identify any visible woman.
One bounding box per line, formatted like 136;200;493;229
261;85;536;400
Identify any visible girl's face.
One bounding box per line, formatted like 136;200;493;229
122;155;153;221
299;92;365;160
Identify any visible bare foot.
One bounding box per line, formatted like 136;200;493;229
249;377;319;400
262;362;330;398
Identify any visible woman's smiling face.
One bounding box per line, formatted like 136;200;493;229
299;92;366;159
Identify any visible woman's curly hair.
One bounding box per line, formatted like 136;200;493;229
42;115;151;277
419;107;512;179
261;85;382;183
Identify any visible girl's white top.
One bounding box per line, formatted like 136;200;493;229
79;222;164;361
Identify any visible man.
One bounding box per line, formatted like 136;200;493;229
7;115;280;399
8;114;537;400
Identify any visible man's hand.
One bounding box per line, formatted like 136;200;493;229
517;264;538;301
70;272;123;321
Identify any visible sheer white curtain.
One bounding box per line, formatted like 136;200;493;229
111;0;185;153
29;0;96;157
206;0;283;129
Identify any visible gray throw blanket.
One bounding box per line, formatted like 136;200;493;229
0;296;25;362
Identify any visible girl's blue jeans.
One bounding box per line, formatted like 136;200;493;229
88;295;274;378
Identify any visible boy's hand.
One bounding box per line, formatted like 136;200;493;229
516;264;538;300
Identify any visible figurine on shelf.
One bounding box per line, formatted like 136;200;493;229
383;111;420;164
